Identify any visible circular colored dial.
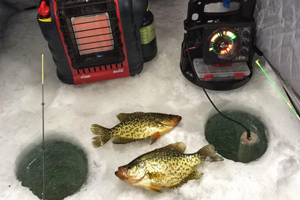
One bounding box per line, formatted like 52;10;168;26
208;29;240;60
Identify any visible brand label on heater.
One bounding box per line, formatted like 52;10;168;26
140;22;156;45
113;68;124;74
81;74;91;79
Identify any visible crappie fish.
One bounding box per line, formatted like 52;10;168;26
115;142;223;193
91;112;182;147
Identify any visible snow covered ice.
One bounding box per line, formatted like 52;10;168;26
1;0;300;200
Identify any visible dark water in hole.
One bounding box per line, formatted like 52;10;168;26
16;141;88;200
205;110;268;163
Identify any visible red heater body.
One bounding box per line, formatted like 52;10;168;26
38;0;157;84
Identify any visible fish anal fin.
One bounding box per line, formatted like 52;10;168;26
170;170;203;189
112;137;140;144
149;184;163;193
170;179;189;189
191;170;204;180
150;132;161;145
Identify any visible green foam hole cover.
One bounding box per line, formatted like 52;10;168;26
16;141;88;200
205;110;268;163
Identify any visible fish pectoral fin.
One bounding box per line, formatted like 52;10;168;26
148;172;165;180
150;132;161;145
150;188;163;193
149;185;163;193
112;137;140;144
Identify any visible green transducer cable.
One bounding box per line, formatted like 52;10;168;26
184;35;252;140
255;60;300;121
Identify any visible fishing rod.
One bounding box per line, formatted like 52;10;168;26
41;54;46;200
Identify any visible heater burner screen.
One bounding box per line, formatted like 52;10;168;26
71;13;114;55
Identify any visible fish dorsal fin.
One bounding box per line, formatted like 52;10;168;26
156;142;186;153
117;112;145;122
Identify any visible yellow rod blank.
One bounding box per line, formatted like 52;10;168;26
42;54;44;85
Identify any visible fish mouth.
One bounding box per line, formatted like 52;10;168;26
115;167;144;184
115;167;129;181
175;116;182;125
165;115;182;127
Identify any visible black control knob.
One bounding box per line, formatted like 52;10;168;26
242;40;248;46
242;31;250;39
241;48;249;56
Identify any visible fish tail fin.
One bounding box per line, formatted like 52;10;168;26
91;124;111;147
197;144;224;162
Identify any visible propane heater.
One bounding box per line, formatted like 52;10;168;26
180;0;256;90
37;0;157;84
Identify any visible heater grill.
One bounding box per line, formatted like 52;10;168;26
57;0;125;69
75;63;123;75
72;13;114;55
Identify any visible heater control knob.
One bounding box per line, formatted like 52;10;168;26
38;1;50;18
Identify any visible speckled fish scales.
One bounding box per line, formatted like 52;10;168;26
115;142;223;193
91;112;182;147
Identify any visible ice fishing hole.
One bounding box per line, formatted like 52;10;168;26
16;140;88;200
205;110;268;163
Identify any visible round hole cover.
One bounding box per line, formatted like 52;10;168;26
205;110;268;163
16;140;88;200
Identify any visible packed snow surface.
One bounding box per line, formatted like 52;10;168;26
0;1;300;200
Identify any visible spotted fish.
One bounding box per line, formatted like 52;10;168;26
115;142;223;193
91;112;182;147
